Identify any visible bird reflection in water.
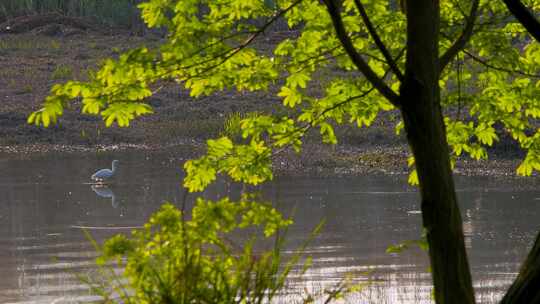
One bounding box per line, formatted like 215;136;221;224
91;184;120;209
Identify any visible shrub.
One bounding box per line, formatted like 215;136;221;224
87;195;362;303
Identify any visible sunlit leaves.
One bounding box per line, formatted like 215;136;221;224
184;158;218;193
278;86;302;107
29;0;540;189
27;96;65;127
517;132;540;176
192;195;292;237
101;103;153;127
475;123;499;146
407;157;419;186
445;118;495;161
320;122;337;144
138;0;171;28
30;48;157;128
81;98;105;115
184;137;273;192
287;71;311;89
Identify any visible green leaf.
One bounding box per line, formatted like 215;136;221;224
278;86;302;107
408;169;419;186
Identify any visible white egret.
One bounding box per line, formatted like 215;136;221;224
91;160;119;183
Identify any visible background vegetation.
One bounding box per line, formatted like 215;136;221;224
0;0;142;28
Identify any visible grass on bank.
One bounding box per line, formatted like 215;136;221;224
0;0;142;28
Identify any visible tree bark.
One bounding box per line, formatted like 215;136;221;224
400;1;476;303
501;232;540;303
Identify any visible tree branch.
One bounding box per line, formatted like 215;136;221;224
323;0;401;108
502;0;540;42
353;0;404;82
463;49;540;78
439;0;480;73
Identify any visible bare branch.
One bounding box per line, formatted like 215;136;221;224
323;0;401;108
502;0;540;42
439;0;480;73
353;0;404;81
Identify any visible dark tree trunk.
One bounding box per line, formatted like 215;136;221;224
400;1;476;303
501;232;540;303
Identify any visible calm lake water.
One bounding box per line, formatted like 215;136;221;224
0;151;539;303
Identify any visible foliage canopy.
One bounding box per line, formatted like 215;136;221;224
29;0;540;187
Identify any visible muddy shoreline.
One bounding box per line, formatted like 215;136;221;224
1;139;535;181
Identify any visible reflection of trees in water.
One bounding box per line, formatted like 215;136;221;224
91;185;119;209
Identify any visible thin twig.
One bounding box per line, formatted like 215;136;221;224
463;49;540;78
